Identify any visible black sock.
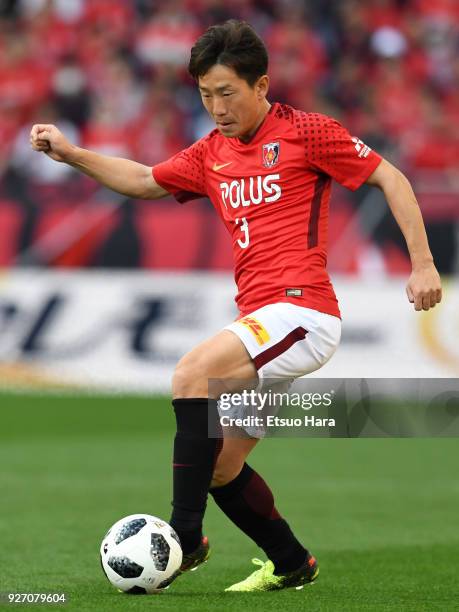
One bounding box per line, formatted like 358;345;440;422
170;398;222;554
210;463;307;574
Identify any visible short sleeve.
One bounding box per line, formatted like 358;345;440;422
303;113;382;191
152;137;208;203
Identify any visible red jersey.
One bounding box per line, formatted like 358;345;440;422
153;103;382;318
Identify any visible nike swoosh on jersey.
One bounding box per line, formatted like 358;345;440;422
212;161;232;171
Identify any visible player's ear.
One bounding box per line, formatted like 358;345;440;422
255;75;269;100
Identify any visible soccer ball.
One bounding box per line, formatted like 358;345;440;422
100;514;183;594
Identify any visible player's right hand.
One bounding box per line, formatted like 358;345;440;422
30;124;75;163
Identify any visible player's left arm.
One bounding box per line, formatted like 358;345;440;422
366;158;442;311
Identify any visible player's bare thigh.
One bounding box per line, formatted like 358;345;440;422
172;329;258;399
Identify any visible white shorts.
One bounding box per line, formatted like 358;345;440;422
225;302;341;382
221;303;341;437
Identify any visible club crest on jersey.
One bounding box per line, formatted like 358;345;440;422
262;142;280;168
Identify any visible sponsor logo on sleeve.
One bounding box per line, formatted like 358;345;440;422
352;137;372;159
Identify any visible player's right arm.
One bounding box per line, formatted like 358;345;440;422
30;124;168;200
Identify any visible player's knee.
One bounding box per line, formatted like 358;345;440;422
172;357;208;398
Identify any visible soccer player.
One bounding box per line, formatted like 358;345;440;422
30;20;441;593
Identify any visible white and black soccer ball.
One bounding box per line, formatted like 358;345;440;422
100;514;182;594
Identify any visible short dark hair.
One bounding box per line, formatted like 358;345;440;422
188;20;268;86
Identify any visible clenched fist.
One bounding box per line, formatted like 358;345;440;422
406;262;442;311
30;124;76;163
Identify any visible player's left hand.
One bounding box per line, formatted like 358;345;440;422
406;263;442;311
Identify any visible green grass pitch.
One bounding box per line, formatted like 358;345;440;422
1;393;458;611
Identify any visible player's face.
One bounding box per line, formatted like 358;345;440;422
198;64;270;140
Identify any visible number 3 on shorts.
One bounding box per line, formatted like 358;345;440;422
236;217;250;249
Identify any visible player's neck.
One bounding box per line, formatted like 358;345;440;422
239;100;272;143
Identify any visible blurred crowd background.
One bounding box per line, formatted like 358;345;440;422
0;0;457;275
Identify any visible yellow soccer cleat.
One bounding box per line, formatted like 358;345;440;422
225;554;319;592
